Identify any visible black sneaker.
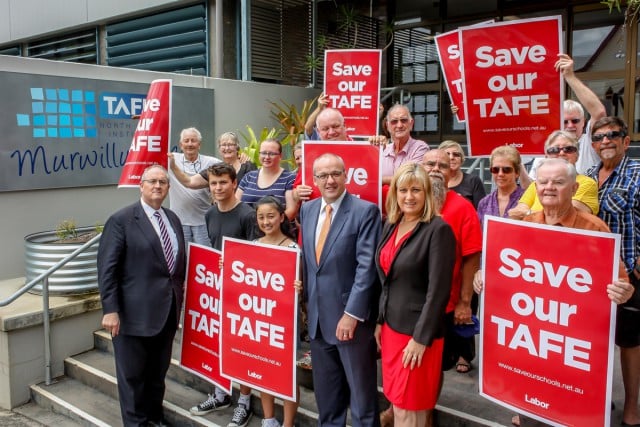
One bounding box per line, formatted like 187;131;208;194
189;394;231;415
227;403;253;427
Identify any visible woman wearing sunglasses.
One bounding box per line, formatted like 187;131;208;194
508;130;599;220
477;146;525;226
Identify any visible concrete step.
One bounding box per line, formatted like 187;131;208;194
10;401;81;427
25;329;318;427
25;328;512;427
89;329;324;427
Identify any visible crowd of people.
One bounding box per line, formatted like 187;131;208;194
97;53;640;427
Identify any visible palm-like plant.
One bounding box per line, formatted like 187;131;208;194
269;97;318;169
602;0;640;24
238;126;281;166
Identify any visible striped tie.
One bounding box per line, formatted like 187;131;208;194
154;211;175;273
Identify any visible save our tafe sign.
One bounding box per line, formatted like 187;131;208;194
459;16;563;156
324;49;381;138
220;238;300;401
118;79;172;187
301;141;382;210
180;243;232;394
479;217;620;427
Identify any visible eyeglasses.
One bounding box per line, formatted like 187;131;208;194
143;179;169;186
446;151;462;158
219;143;237;148
422;161;450;169
546;146;578;155
259;151;280;157
592;130;625;142
490;166;514;174
388;118;410;125
314;171;344;181
563;118;582;125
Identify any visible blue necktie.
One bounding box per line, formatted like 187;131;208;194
154;211;175;273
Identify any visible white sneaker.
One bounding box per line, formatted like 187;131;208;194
261;418;281;427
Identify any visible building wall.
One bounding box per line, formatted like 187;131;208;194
0;0;196;44
0;55;318;282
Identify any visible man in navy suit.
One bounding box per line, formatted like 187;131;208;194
98;165;186;426
300;153;381;427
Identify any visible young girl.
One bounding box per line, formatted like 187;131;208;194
254;196;301;427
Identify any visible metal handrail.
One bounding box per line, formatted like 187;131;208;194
464;157;487;184
0;232;102;384
380;86;411;104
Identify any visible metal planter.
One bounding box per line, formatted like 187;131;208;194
24;227;100;295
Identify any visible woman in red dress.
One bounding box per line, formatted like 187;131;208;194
375;162;456;427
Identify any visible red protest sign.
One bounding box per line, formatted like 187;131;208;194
460;17;562;156
435;30;466;122
220;238;299;400
480;217;619;427
180;243;232;393
324;49;381;137
435;21;494;123
118;79;172;187
301;141;381;209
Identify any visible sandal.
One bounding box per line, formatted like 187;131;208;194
455;361;472;373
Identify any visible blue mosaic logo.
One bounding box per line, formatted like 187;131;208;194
16;88;97;138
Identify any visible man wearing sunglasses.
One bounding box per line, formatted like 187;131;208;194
586;116;640;427
557;54;606;175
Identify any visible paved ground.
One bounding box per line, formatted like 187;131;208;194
0;409;43;427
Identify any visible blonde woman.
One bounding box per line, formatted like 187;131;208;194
375;163;456;427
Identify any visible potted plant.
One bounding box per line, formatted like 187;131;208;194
24;219;102;295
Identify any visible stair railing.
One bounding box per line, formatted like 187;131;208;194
0;233;102;385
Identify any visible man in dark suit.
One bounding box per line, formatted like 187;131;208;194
299;153;381;427
98;164;186;427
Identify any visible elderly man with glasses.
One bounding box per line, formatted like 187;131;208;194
474;157;634;427
368;104;429;186
586;116;640;427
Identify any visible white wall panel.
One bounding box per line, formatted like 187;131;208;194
0;0;192;44
7;0;88;41
87;0;190;23
0;0;11;43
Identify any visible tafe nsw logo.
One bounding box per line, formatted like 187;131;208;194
100;92;148;119
16;88;147;138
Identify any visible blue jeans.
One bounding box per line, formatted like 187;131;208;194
182;224;210;247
